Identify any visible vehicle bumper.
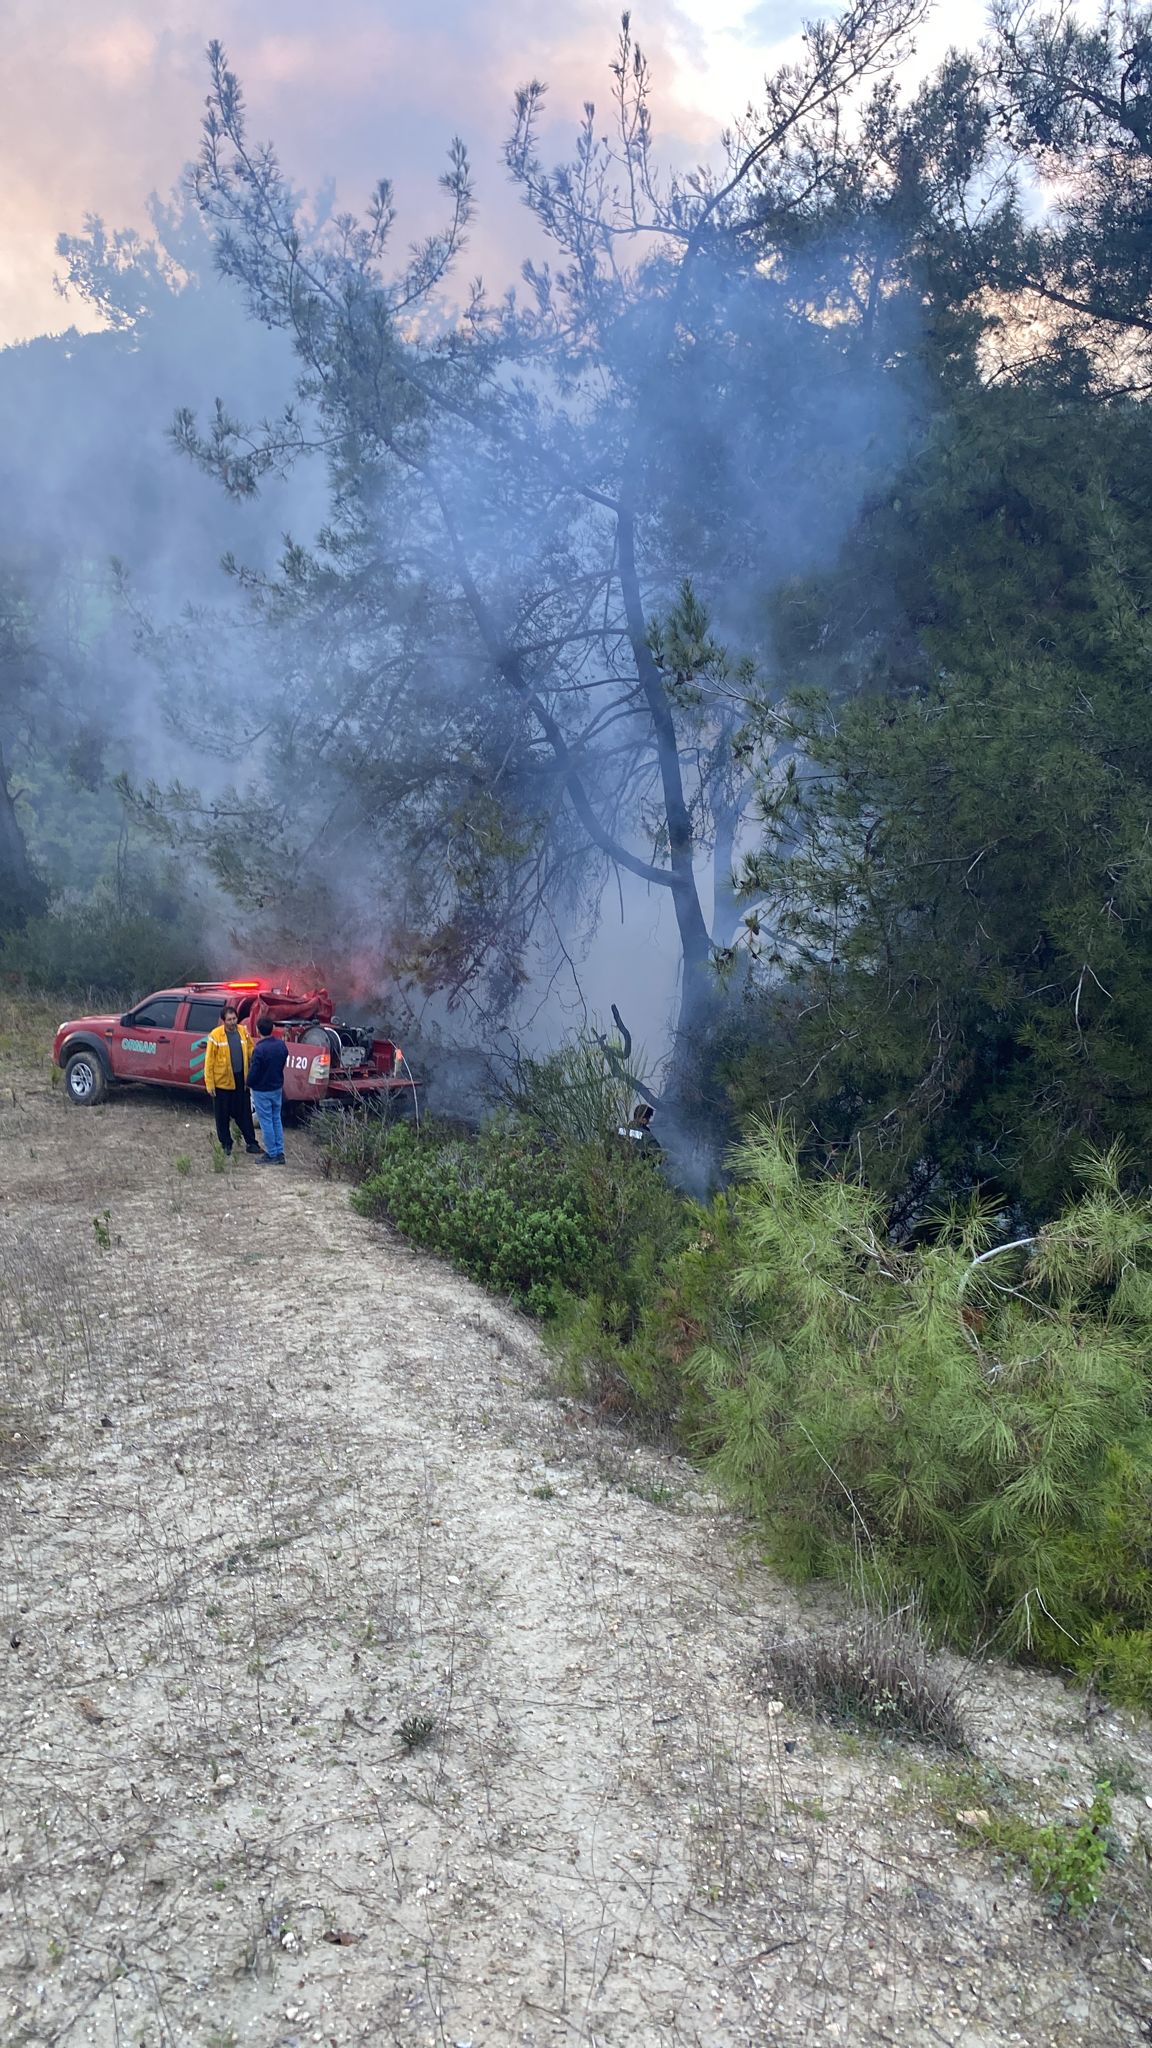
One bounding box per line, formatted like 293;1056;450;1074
326;1076;420;1099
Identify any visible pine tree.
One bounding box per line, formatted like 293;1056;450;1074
740;384;1152;1216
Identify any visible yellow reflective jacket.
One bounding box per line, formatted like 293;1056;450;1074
203;1022;253;1093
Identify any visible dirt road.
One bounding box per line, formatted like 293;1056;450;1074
2;1050;1150;2046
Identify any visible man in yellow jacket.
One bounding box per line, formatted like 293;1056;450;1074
203;1002;262;1156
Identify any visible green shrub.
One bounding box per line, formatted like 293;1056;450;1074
313;1099;399;1183
351;1104;706;1343
538;1138;700;1418
353;1118;596;1315
561;1138;694;1325
689;1122;1152;1678
509;1034;646;1144
1078;1624;1152;1712
634;1193;744;1365
549;1186;738;1425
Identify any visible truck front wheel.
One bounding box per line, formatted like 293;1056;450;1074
64;1050;108;1105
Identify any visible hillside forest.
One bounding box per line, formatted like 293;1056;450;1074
6;0;1152;1701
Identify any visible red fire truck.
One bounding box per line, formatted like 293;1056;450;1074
52;978;417;1112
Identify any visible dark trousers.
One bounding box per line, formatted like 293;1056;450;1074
213;1088;258;1152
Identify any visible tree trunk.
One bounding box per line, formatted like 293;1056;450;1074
615;511;714;1039
711;778;756;948
0;741;46;933
428;472;714;1031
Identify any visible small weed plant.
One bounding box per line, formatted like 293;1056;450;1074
1027;1784;1115;1917
175;1154;192;1177
91;1211;114;1252
211;1139;229;1175
965;1782;1115;1918
397;1712;437;1753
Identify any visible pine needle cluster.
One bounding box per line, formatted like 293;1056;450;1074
689;1122;1152;1700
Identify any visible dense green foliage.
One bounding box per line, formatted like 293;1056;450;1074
700;3;1152;1218
347;1107;694;1339
739;390;1152;1216
352;1119;596;1317
690;1124;1152;1702
0;891;203;1006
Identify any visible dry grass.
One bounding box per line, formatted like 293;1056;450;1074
755;1606;971;1753
0;986;66;1068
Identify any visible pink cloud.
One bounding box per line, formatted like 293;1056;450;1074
0;0;777;345
66;18;160;89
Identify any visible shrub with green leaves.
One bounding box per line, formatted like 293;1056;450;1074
0;889;203;1005
508;1034;646;1145
559;1138;693;1328
353;1118;595;1315
689;1122;1152;1690
970;1782;1115;1919
549;1186;738;1424
350;1096;704;1358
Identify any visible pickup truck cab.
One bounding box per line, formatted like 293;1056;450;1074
53;978;417;1112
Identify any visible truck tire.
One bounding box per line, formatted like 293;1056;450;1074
64;1049;108;1105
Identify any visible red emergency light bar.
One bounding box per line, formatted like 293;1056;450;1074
188;978;269;992
186;977;333;1010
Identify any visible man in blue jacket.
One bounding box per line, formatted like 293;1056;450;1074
249;1016;290;1165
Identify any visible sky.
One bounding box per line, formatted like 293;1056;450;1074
0;0;988;347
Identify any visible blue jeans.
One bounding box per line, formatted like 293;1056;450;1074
251;1089;285;1159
